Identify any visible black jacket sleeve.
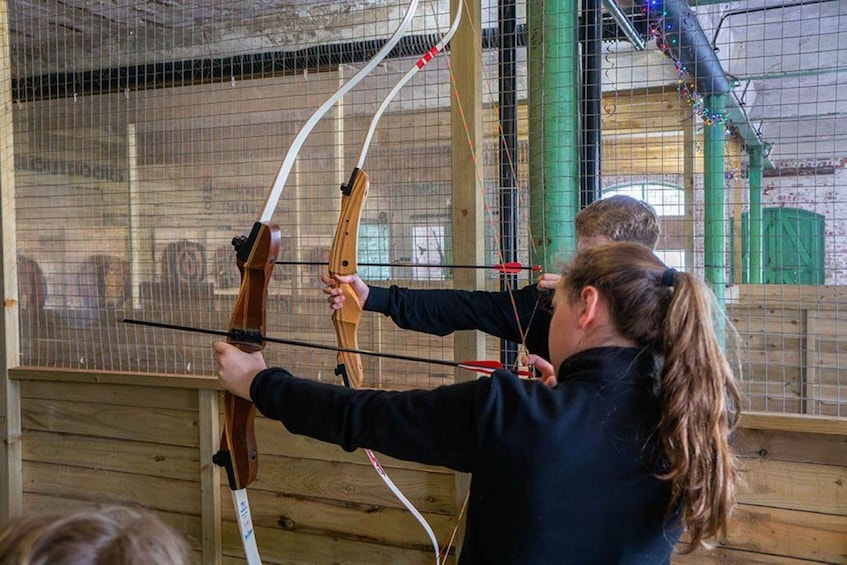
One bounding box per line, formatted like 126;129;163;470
364;284;554;361
250;367;507;472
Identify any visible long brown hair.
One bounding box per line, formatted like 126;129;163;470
561;242;741;552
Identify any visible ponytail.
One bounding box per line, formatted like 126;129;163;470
656;269;741;551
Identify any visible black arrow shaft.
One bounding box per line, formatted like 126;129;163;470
275;260;535;271
122;318;470;370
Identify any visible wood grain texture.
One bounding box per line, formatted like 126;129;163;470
254;416;453;473
738;458;846;516
735;427;847;466
673;546;829;564
23;461;200;515
21;397;199;447
716;504;846;564
740;413;847;436
223;521;446;565
246;452;455;515
20;378;200;409
221;486;457;551
22;429;199;481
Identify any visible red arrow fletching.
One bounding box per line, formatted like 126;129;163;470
492;262;543;273
458;360;536;377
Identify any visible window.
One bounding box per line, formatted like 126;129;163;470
412;225;446;280
359;222;390;281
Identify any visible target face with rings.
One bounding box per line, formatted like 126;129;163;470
161;240;207;284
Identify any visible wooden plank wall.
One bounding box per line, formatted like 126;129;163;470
673;415;847;564
10;368;845;564
11;370;212;563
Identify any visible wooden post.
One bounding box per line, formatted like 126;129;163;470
0;0;22;520
450;0;484;384
729;138;745;284
199;389;223;564
128;123;142;310
450;0;482;556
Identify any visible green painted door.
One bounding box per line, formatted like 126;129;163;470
742;207;825;284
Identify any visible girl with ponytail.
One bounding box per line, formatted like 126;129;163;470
555;241;742;552
215;241;741;563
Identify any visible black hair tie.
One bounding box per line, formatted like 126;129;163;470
661;267;677;287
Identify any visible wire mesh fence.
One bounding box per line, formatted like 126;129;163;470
5;0;846;417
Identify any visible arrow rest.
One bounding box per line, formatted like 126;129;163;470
232;222;264;263
229;328;264;348
334;363;351;388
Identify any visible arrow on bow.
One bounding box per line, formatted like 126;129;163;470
278;259;542;273
122;317;536;378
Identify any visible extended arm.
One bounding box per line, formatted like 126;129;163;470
250;367;486;472
322;273;556;361
367;283;553;361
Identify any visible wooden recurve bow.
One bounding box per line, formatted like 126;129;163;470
212;221;280;565
324;5;464;563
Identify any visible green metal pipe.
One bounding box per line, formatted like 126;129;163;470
748;145;764;284
528;0;580;270
703;94;727;306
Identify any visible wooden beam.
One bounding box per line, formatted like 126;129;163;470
198;389;222;565
728;138;745;284
0;0;22;521
450;0;485;386
739;412;847;436
128;123;142;310
9;367;220;389
682;96;697;273
450;0;482;554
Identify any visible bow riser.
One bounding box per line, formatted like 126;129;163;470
329;168;369;388
217;221;281;492
219;395;258;490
